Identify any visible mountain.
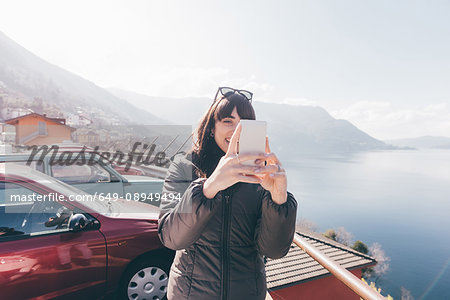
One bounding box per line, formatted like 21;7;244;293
108;88;210;125
386;136;450;149
109;88;392;157
0;31;167;125
0;30;396;156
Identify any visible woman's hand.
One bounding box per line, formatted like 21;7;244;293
203;123;266;199
257;137;288;205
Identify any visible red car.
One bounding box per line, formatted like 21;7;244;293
112;164;146;176
0;163;174;299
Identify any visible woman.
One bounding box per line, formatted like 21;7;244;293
158;87;297;300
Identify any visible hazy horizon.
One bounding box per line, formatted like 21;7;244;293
108;87;450;141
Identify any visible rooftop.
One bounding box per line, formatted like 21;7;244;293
5;112;67;125
266;230;376;290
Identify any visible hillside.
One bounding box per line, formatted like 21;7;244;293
109;88;392;157
386;136;450;149
0;29;396;156
0;31;167;125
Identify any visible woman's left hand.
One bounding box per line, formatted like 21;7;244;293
257;137;288;205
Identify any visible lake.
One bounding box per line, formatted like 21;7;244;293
283;149;450;300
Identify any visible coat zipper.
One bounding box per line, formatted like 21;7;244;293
221;188;232;300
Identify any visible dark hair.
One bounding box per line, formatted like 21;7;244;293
192;93;256;178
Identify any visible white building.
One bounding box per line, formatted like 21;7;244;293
0;123;16;153
66;112;93;127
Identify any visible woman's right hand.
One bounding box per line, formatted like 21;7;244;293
203;123;267;199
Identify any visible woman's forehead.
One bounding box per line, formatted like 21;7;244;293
229;107;239;117
216;107;239;119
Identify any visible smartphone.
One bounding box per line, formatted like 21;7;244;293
238;120;267;166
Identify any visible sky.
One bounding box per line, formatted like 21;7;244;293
0;0;449;140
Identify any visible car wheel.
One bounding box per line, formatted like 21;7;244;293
120;258;171;300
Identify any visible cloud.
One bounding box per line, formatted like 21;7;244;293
331;101;450;139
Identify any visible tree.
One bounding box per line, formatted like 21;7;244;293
400;287;414;300
352;240;369;254
365;243;390;284
322;228;391;293
335;227;353;246
323;229;337;241
296;218;319;233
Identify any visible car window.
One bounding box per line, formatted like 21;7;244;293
51;162;111;184
2;160;45;173
12;174;110;214
0;183;72;240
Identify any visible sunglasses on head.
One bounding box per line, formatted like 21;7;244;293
213;87;253;103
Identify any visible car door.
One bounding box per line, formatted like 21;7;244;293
0;181;107;299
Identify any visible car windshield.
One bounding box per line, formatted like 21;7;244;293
1;159;45;173
37;176;109;213
2;162;110;214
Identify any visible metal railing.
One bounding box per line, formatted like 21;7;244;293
292;234;386;300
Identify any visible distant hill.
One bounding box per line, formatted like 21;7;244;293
386;136;450;149
109;88;393;157
0;31;167;125
108;88;210;125
0;30;400;156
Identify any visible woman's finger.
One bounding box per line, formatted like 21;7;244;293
236;174;262;184
226;123;242;156
269;172;286;177
237;152;267;163
234;165;260;174
264;138;283;166
265;152;282;166
254;164;284;174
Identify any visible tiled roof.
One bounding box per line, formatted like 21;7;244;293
266;230;376;290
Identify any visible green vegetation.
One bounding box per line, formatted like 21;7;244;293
361;278;393;300
323;229;337;241
322;228;390;285
352;240;369;254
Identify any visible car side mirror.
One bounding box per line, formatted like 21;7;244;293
69;214;88;232
96;175;111;183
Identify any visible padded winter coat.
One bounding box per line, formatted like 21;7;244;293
158;153;297;300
